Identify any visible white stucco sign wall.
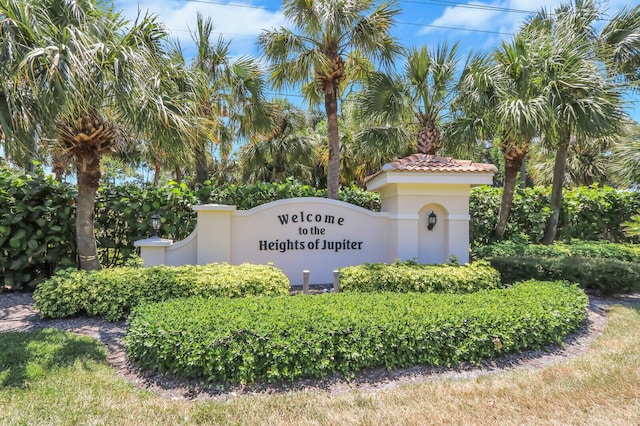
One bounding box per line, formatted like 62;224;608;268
213;198;391;284
135;155;497;286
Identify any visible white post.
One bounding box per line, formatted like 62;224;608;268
333;269;340;293
303;270;310;294
134;238;173;266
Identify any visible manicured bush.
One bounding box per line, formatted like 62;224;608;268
0;167;76;290
470;185;640;245
125;281;588;385
339;260;502;293
33;263;290;321
488;256;640;295
95;181;199;267
472;241;640;263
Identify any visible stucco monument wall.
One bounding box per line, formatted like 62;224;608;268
135;154;497;286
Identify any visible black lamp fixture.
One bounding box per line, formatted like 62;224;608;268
427;211;437;231
151;213;161;238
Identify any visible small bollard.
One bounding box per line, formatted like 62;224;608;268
303;270;310;294
333;269;340;293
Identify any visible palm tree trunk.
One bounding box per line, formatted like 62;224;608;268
153;157;161;187
76;167;101;271
542;138;570;244
519;157;527;189
325;90;340;200
174;166;183;184
194;140;209;185
495;155;522;239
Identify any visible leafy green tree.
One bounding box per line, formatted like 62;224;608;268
259;0;401;199
187;13;269;185
453;35;545;240
239;100;315;183
526;1;624;244
0;0;194;270
358;41;460;155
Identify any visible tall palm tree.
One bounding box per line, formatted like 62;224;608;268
359;41;460;155
189;13;269;185
0;0;194;270
454;35;546;239
259;0;401;199
526;1;624;244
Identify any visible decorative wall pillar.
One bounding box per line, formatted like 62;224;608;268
192;204;236;264
134;237;173;266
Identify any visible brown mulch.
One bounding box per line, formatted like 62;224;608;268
1;292;638;401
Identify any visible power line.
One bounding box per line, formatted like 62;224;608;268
163;0;526;37
401;0;535;15
397;21;514;36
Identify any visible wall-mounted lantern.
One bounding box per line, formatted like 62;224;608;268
427;211;437;231
150;213;161;238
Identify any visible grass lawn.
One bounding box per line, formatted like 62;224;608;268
0;304;638;425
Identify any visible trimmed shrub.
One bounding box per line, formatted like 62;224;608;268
33;263;290;321
472;241;640;263
488;256;640;295
125;281;588;384
0;167;76;290
339;260;502;293
198;181;381;212
470;185;640;245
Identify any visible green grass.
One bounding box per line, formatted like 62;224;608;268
1;304;639;425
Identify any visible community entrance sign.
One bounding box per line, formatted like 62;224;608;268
136;154;497;285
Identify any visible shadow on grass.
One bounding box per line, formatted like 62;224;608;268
0;328;106;388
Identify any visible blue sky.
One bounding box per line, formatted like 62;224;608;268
115;0;639;123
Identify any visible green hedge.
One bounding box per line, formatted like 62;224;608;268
488;256;640;295
0;167;77;289
470;185;640;245
33;263;290;321
125;281;588;385
472;241;640;263
4;163;639;289
339;260;502;293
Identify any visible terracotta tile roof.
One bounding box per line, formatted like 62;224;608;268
366;154;498;182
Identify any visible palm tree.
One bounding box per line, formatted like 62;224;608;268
239;100;315;183
527;135;613;187
598;4;640;86
0;0;194;270
454;35;546;240
610;121;640;186
359;41;460;155
526;1;624;244
259;0;401;199
189;13;269;186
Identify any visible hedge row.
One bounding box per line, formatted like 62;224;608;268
0;167;380;289
472;240;640;263
339;260;502;293
33;263;290;321
470;185;640;245
125;281;588;384
488;256;640;295
0;168;77;289
4;165;639;289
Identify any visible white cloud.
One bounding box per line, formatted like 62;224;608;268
416;1;503;36
116;0;286;53
415;0;633;37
